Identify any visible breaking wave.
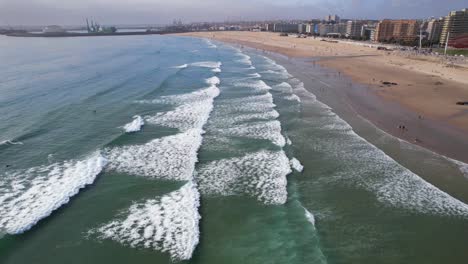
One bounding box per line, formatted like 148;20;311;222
215;120;286;147
0;140;24;146
106;129;203;181
91;182;200;261
145;77;221;131
123;115;144;133
171;64;188;69
290;158;304;172
302;78;468;217
303;207;316;227
197;150;292;204
234;80;272;92
191;61;222;69
0;152;107;234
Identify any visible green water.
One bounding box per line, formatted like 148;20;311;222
1;35;467;264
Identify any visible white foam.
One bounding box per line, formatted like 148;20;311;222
260;55;468;217
0;152;107;234
212;67;221;73
210;110;280;127
448;158;468;179
137;85;220;105
145;77;220;131
203;39;217;48
284;94;301;102
123;115;144;133
197;150;292;204
205;76;220;86
191;61;222;69
0;140;23;146
234;80;272;92
248;73;262;78
309;91;468;217
146;100;215;132
171;64;188;69
216;120;286;147
235;53;253;66
106;129;203;181
286;137;292;146
92;182;200;261
303;207;316;227
290;158;304;172
273;82;294;93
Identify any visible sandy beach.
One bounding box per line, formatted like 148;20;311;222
177;31;468;162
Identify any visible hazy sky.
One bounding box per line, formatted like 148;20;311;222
0;0;467;26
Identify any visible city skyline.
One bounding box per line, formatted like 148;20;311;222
1;0;468;26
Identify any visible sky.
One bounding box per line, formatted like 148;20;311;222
0;0;467;26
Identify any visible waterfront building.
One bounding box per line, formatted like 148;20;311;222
346;20;365;38
265;23;275;32
440;8;468;46
375;19;419;43
325;15;340;24
360;25;376;40
298;24;307;34
305;23;315;34
318;23;347;37
273;23;299;33
426;18;444;44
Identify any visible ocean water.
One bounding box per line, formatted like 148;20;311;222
0;35;467;264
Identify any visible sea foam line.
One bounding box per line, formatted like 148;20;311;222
171;64;188;69
0;152;107;234
0;140;24;146
295;76;468;217
262;55;468;219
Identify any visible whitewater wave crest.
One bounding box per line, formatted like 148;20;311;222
91;182;200;261
0;152;107;234
123;115;144;133
197;150;292;204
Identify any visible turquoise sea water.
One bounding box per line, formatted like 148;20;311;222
0;35;467;264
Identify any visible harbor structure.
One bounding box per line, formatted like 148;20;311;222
42;25;65;34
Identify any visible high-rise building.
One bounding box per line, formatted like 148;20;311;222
265;23;275;32
305;23;315;34
361;25;376;40
440;8;468;46
318;23;334;36
325;15;340;24
273;23;299;33
346;20;365;38
318;23;347;37
298;24;308;34
375;19;419;42
426;18;444;43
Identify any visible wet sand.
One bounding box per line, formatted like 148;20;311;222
176;32;468;163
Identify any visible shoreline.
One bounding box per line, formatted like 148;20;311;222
175;32;468;164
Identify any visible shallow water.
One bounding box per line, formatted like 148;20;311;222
0;35;467;264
